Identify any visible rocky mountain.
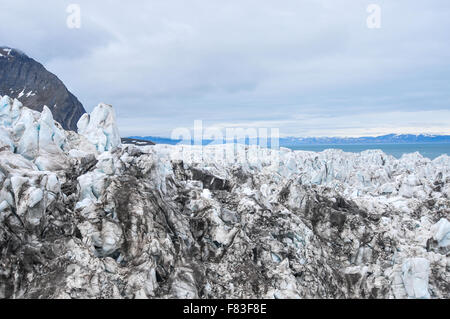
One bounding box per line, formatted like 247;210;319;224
0;94;449;299
0;47;85;131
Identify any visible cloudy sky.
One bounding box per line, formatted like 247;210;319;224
1;0;450;137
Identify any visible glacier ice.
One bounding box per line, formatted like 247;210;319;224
0;96;123;170
402;258;431;299
0;94;449;299
430;218;450;248
77;103;121;153
38;105;65;153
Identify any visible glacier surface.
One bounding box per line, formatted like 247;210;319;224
0;95;448;299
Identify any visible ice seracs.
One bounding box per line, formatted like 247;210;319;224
402;258;431;299
77;103;121;153
0;95;123;169
0;94;449;299
0;96;67;162
430;218;450;250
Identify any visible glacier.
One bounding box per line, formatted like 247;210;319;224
0;95;448;299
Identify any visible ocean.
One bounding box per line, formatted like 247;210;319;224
287;143;450;160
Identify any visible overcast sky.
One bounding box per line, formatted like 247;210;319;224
1;0;450;137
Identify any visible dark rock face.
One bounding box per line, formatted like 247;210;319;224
0;47;86;131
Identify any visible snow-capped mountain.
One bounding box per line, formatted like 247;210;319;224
0;47;85;131
0;94;448;299
282;134;450;145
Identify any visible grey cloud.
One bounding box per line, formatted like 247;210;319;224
1;0;450;136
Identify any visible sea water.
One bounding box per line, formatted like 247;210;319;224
288;143;450;160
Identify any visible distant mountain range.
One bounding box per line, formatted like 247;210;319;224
129;134;450;146
279;134;450;145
